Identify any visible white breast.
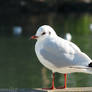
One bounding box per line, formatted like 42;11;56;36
35;40;58;72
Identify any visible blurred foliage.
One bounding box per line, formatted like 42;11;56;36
63;13;91;35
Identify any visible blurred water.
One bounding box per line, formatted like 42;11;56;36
1;13;92;88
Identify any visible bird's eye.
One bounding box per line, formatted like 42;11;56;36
41;32;46;35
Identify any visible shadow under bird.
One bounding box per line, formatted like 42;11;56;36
30;25;92;90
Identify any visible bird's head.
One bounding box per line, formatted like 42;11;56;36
30;25;57;40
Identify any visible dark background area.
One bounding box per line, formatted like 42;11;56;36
0;0;92;36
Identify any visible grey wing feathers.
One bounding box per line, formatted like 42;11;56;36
40;38;91;68
40;39;75;68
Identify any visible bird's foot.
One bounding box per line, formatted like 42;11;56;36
56;86;66;89
42;86;56;90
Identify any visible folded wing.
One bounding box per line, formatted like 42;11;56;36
40;37;91;68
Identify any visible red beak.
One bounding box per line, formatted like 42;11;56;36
30;35;38;39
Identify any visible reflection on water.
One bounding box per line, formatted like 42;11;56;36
1;12;92;88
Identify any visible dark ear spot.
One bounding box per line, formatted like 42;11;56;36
88;62;92;67
49;32;51;35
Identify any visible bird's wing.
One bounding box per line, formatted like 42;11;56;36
40;38;75;68
67;40;81;52
40;37;91;68
66;39;91;66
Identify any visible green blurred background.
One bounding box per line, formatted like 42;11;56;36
1;0;92;89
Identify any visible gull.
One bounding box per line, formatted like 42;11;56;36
31;25;92;90
64;33;72;41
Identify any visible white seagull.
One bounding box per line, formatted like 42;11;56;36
31;25;92;90
64;33;72;41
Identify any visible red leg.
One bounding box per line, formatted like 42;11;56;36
51;72;55;89
42;72;55;90
56;73;67;89
64;73;67;88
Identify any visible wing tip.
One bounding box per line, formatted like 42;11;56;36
88;62;92;67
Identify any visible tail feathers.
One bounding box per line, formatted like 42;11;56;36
88;62;92;67
85;62;92;74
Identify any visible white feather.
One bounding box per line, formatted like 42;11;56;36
35;25;92;74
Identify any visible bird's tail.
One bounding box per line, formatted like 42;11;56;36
85;62;92;74
88;62;92;67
